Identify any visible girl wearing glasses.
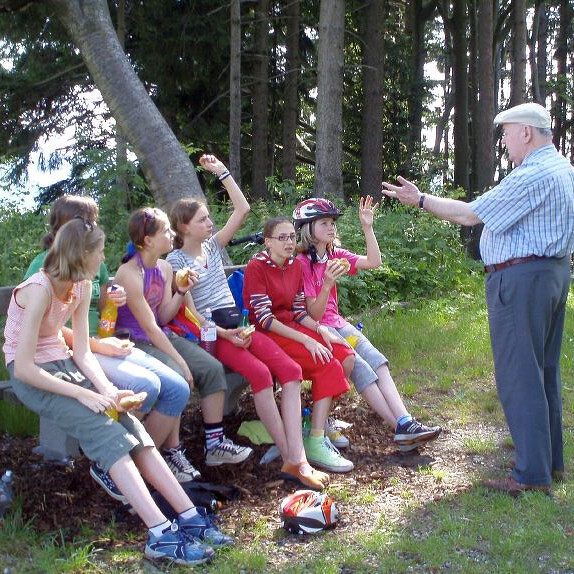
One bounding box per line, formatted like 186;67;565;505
293;197;441;451
167;154;329;490
5;219;231;566
243;216;356;474
114;207;252;469
24;195;197;495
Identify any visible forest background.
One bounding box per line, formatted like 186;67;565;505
0;0;572;287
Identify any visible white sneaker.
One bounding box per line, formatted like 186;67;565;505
205;438;253;466
163;445;202;482
325;417;350;449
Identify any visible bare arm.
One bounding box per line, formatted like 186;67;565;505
115;263;193;384
199;154;250;247
70;291;119;397
382;176;482;227
355;195;382;270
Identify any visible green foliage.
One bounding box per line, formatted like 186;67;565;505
0;201;45;284
335;202;482;315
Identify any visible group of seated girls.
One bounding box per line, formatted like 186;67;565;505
3;154;440;566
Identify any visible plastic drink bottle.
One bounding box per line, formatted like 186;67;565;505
0;470;14;526
200;308;217;355
239;308;250;328
97;285;119;338
302;407;312;438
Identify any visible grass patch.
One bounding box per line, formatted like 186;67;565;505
0;400;39;436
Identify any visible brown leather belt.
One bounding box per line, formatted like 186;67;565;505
484;255;546;273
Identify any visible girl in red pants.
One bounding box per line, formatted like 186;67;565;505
243;216;355;473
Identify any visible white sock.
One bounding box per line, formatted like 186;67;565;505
179;507;199;520
149;519;172;538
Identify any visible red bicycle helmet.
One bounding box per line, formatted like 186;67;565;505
292;198;342;230
280;489;339;534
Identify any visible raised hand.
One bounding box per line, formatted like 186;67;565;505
199;154;227;177
381;176;422;206
358;195;379;227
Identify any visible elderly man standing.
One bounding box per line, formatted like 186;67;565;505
382;102;574;495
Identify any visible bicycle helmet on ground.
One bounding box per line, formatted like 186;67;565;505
280;489;339;534
292;198;342;230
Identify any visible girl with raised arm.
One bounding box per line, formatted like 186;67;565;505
293;197;441;451
243;216;356;473
167;154;329;489
4;219;232;566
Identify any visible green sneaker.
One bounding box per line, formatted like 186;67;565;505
303;435;354;473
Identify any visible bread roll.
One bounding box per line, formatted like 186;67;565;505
329;258;351;272
119;392;148;409
237;325;255;340
175;267;192;288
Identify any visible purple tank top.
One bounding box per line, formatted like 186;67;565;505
116;252;171;342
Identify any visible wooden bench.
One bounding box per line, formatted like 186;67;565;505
0;265;248;462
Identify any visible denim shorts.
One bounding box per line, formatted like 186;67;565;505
326;323;388;393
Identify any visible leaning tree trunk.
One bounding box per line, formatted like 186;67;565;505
314;0;345;199
49;0;205;209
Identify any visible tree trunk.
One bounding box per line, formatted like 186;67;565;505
475;0;494;195
282;0;300;182
359;0;385;201
314;0;345;198
451;0;477;258
114;0;129;207
529;0;547;103
406;0;438;172
552;0;570;152
510;0;526;106
251;0;270;199
48;0;204;210
229;0;242;185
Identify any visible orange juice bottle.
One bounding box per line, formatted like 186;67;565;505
97;285;118;338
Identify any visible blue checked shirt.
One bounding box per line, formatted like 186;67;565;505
470;144;574;265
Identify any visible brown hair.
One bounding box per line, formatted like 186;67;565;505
122;207;167;262
262;216;292;239
169;199;204;249
44;219;105;282
42;195;99;250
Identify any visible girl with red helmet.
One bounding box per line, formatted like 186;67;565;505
243;216;356;473
294;196;441;451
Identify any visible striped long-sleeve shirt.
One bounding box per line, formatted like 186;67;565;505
470;144;574;265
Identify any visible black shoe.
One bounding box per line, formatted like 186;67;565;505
394;418;441;448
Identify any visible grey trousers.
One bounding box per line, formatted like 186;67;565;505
486;256;570;486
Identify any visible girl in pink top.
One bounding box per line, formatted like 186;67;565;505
3;218;231;566
294;197;441;451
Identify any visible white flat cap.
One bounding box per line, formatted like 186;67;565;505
493;102;551;129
